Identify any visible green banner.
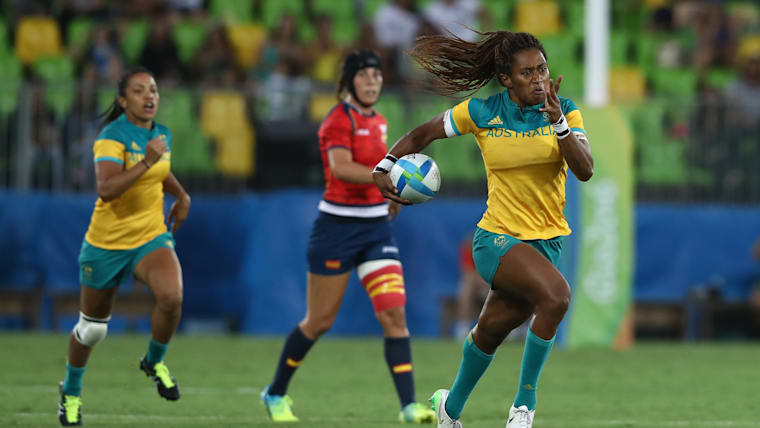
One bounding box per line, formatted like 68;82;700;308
566;106;634;348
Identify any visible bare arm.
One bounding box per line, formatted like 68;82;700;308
96;136;168;201
163;172;191;233
96;161;150;202
328;147;374;184
372;113;448;204
558;130;593;182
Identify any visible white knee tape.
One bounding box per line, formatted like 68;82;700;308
73;312;110;347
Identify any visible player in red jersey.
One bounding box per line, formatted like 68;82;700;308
260;49;435;424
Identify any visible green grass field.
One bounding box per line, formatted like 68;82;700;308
1;333;758;427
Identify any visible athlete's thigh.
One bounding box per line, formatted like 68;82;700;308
477;288;533;330
79;284;120;318
304;271;351;320
492;243;567;306
133;247;183;297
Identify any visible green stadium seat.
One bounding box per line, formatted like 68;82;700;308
172;19;208;65
610;31;630;65
67;17;93;53
541;34;580;71
0;54;22;118
0;20;10;56
311;0;358;47
705;68;736;90
96;87;116;113
209;0;253;24
650;67;697;100
374;93;406;148
159;90;215;175
564;0;584;37
483;0;513;30
33;55;75;120
634;34;660;73
121;19;149;66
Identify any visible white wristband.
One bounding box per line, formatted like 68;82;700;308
373;154;397;174
553;114;570;140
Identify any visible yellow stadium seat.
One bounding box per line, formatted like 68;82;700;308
514;0;561;36
226;23;267;70
609;66;646;104
200;91;255;177
15;16;62;65
309;92;337;123
216;126;255;177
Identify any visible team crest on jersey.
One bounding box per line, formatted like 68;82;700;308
379;124;387;135
542;112;550;122
494;236;507;248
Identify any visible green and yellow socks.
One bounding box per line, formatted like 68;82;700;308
146;338;169;367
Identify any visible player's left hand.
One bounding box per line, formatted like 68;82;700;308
168;194;190;233
539;75;563;124
388;200;402;220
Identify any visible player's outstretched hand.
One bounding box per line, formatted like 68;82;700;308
539;75;563;124
372;170;412;205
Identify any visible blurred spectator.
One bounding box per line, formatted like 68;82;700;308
191;24;235;84
373;0;421;82
138;8;182;81
305;14;343;85
692;3;736;70
82;25;124;84
423;0;486;42
725;35;760;128
251;13;304;82
167;0;204;14
257;55;311;121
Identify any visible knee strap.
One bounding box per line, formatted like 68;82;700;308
73;312;110;347
358;259;406;312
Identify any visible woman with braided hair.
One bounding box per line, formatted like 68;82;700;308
373;31;594;428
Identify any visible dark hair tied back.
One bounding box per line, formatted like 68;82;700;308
99;67;154;126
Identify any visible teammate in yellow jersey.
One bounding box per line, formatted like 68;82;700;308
373;31;594;428
57;67;191;426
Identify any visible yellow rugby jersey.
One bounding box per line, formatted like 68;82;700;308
444;92;586;239
84;114;172;250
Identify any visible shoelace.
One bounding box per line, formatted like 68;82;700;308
63;396;81;422
512;407;531;428
153;362;175;388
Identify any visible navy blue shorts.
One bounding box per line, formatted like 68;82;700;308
307;212;400;275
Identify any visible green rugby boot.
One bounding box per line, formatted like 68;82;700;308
261;385;299;422
399;401;436;424
140;356;180;401
58;381;82;426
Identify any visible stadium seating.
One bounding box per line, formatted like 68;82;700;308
200;92;255;177
32;55;75;120
609;66;646;103
226;23;267;70
172;19;208;65
15;16;63;65
308;92;337;123
120;19;149;65
514;0;561;36
157;89;215;175
0;55;22;118
66;17;93;54
209;0;254;24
